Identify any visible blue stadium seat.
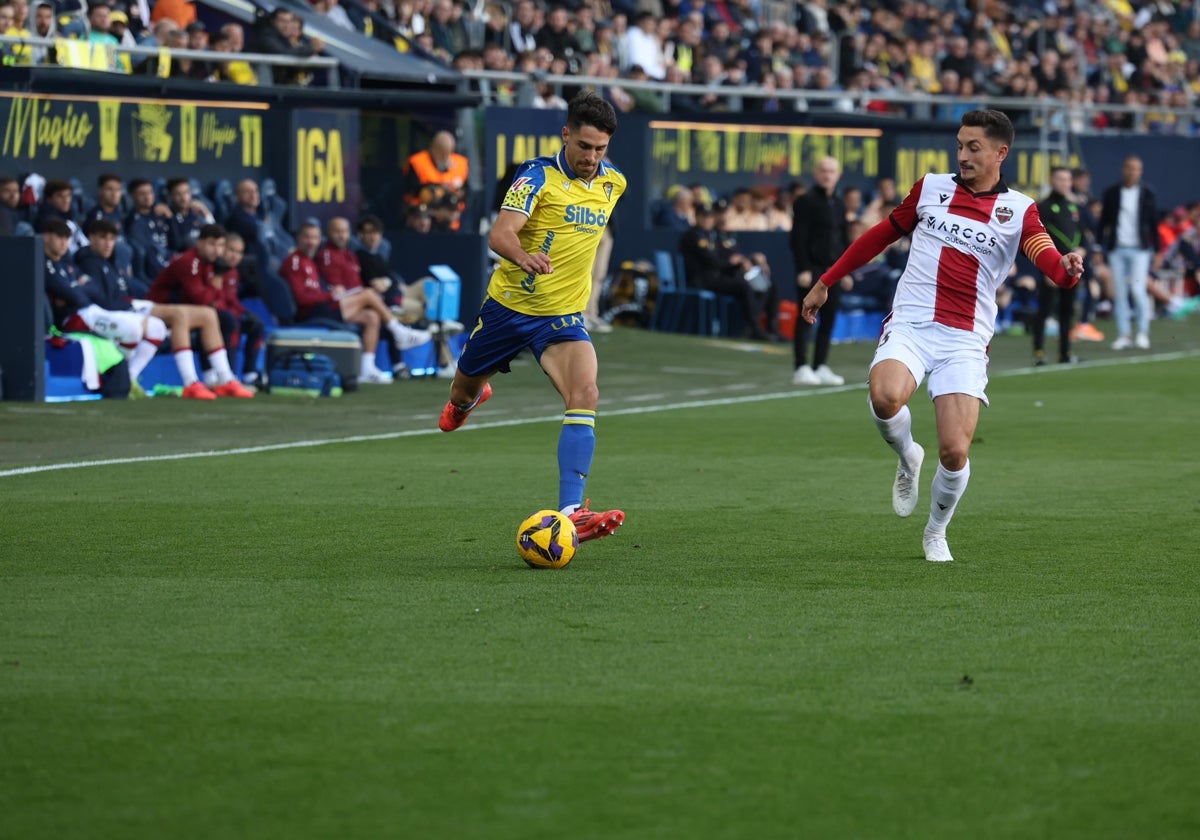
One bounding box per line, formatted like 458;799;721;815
652;250;727;336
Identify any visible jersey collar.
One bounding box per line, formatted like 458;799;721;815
556;148;603;185
953;174;1008;197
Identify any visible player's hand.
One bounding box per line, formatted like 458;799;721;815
519;252;553;275
801;282;828;324
796;270;813;288
1061;251;1084;278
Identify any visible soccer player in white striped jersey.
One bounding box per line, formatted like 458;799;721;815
801;110;1084;562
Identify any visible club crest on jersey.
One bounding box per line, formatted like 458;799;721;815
604;182;614;201
995;206;1014;223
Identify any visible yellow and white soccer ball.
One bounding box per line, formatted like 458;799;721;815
516;510;578;569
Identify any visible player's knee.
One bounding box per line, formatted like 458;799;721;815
144;316;167;343
569;381;599;409
868;388;904;419
939;443;969;471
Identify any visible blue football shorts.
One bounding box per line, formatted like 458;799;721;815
456;296;592;377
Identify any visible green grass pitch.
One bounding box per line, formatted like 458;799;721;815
2;318;1199;839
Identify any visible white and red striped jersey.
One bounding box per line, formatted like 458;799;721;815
888;173;1059;340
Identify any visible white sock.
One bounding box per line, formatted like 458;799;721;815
207;348;235;384
871;400;920;471
360;355;377;377
926;460;970;534
127;340;158;382
174;348;199;387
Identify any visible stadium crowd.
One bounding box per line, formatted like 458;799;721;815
4;0;1200;399
1;0;1200;132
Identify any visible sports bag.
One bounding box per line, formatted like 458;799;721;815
267;351;343;397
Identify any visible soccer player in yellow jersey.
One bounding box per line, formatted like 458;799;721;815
439;91;627;543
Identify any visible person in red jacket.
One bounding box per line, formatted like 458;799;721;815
213;232;266;388
281;221;431;383
315;216;364;296
146;223;256;398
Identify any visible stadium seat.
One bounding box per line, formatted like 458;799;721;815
651;250;727;336
211;179;235;222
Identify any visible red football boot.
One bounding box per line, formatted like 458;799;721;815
569;499;625;543
438;383;492;432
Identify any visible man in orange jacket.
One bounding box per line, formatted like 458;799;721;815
403;130;469;231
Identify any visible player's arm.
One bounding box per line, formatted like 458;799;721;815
489;209;552;275
1021;203;1082;288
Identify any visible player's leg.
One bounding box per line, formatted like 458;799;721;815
344;289;430;350
346;306;388;382
539;337;624;541
540;338;599;509
869;335;924;517
188;305;249;394
149;304;204;392
923;393;981;563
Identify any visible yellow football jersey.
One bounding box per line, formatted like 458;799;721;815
487;149;627;316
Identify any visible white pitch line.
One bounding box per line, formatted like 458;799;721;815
1;349;1195;479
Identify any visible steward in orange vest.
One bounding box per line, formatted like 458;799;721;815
404;131;469;231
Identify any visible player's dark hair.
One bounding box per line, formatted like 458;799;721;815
127;178;151;193
960;109;1014;147
43;179;72;197
84;218;119;237
1049;165;1071;178
199;223;227;240
97;173;121;188
567;89;617;136
42;218;71;237
357;214;383;233
165;176;189;193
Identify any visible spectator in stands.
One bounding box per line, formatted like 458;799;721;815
1099;155;1159;350
281;221;431;383
0;175;19;235
84;173;124;230
34;179;87;252
652;185;694;230
537;5;581;69
85;0;118;47
151;0;194;29
208;25;258;85
531;78;568;109
625;11;665;78
222;178;263;258
508;0;538;54
254;7;326;86
790;156;850;386
428;0;468;57
0;5;22;65
164;176;214;253
107;6;136;48
125;177;173;287
860;177;898;227
312;0;355;32
29;1;55;64
404;130;469;231
403;204;433;235
723;188;766;231
678;203;773;341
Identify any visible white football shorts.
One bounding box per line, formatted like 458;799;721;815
870;320;990;405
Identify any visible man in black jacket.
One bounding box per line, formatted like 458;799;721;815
1098;155;1159;350
1033;167;1085;365
790;156;850;385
